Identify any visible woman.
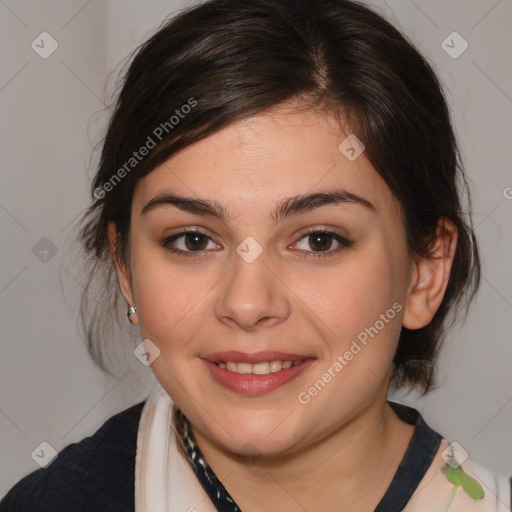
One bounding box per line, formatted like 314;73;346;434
1;0;510;510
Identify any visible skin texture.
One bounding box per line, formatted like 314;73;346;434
110;101;457;511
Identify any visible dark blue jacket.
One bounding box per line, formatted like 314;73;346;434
0;401;145;512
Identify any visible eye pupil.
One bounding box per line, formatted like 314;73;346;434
185;233;207;251
309;233;332;251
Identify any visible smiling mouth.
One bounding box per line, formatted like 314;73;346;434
201;353;316;395
216;359;304;375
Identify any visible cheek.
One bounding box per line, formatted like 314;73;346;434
130;246;212;348
294;249;402;339
294;242;405;389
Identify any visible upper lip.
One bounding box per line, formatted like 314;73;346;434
201;351;314;364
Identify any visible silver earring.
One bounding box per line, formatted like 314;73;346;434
127;305;137;318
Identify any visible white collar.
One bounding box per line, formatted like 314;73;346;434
134;385;218;512
135;385;510;512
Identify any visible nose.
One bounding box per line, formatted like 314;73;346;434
214;247;291;331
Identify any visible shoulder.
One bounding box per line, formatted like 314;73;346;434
387;402;512;511
406;436;511;511
0;400;145;512
408;451;512;512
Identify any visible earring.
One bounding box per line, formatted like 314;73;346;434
127;305;138;325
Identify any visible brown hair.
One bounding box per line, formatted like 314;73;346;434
78;0;480;394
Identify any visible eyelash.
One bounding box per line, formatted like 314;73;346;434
161;227;353;260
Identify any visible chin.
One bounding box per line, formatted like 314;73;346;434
226;435;299;460
206;416;305;459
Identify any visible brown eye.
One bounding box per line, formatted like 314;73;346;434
183;232;209;251
294;229;353;259
308;232;334;251
161;229;219;257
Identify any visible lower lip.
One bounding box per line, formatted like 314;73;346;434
202;358;316;395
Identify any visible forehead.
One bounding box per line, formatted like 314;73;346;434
133;104;402;224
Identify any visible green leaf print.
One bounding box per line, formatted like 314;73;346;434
442;465;485;511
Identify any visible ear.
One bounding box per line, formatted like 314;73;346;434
402;218;458;330
108;221;138;324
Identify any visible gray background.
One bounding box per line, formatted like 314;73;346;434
1;0;511;497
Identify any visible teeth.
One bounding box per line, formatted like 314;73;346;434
237;362;252;374
253;362;270;375
217;359;304;374
226;361;238;372
270;361;282;373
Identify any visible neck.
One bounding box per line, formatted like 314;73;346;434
190;397;415;512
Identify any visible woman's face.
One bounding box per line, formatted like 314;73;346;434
122;103;415;456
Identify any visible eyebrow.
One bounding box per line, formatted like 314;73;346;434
140;188;376;225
